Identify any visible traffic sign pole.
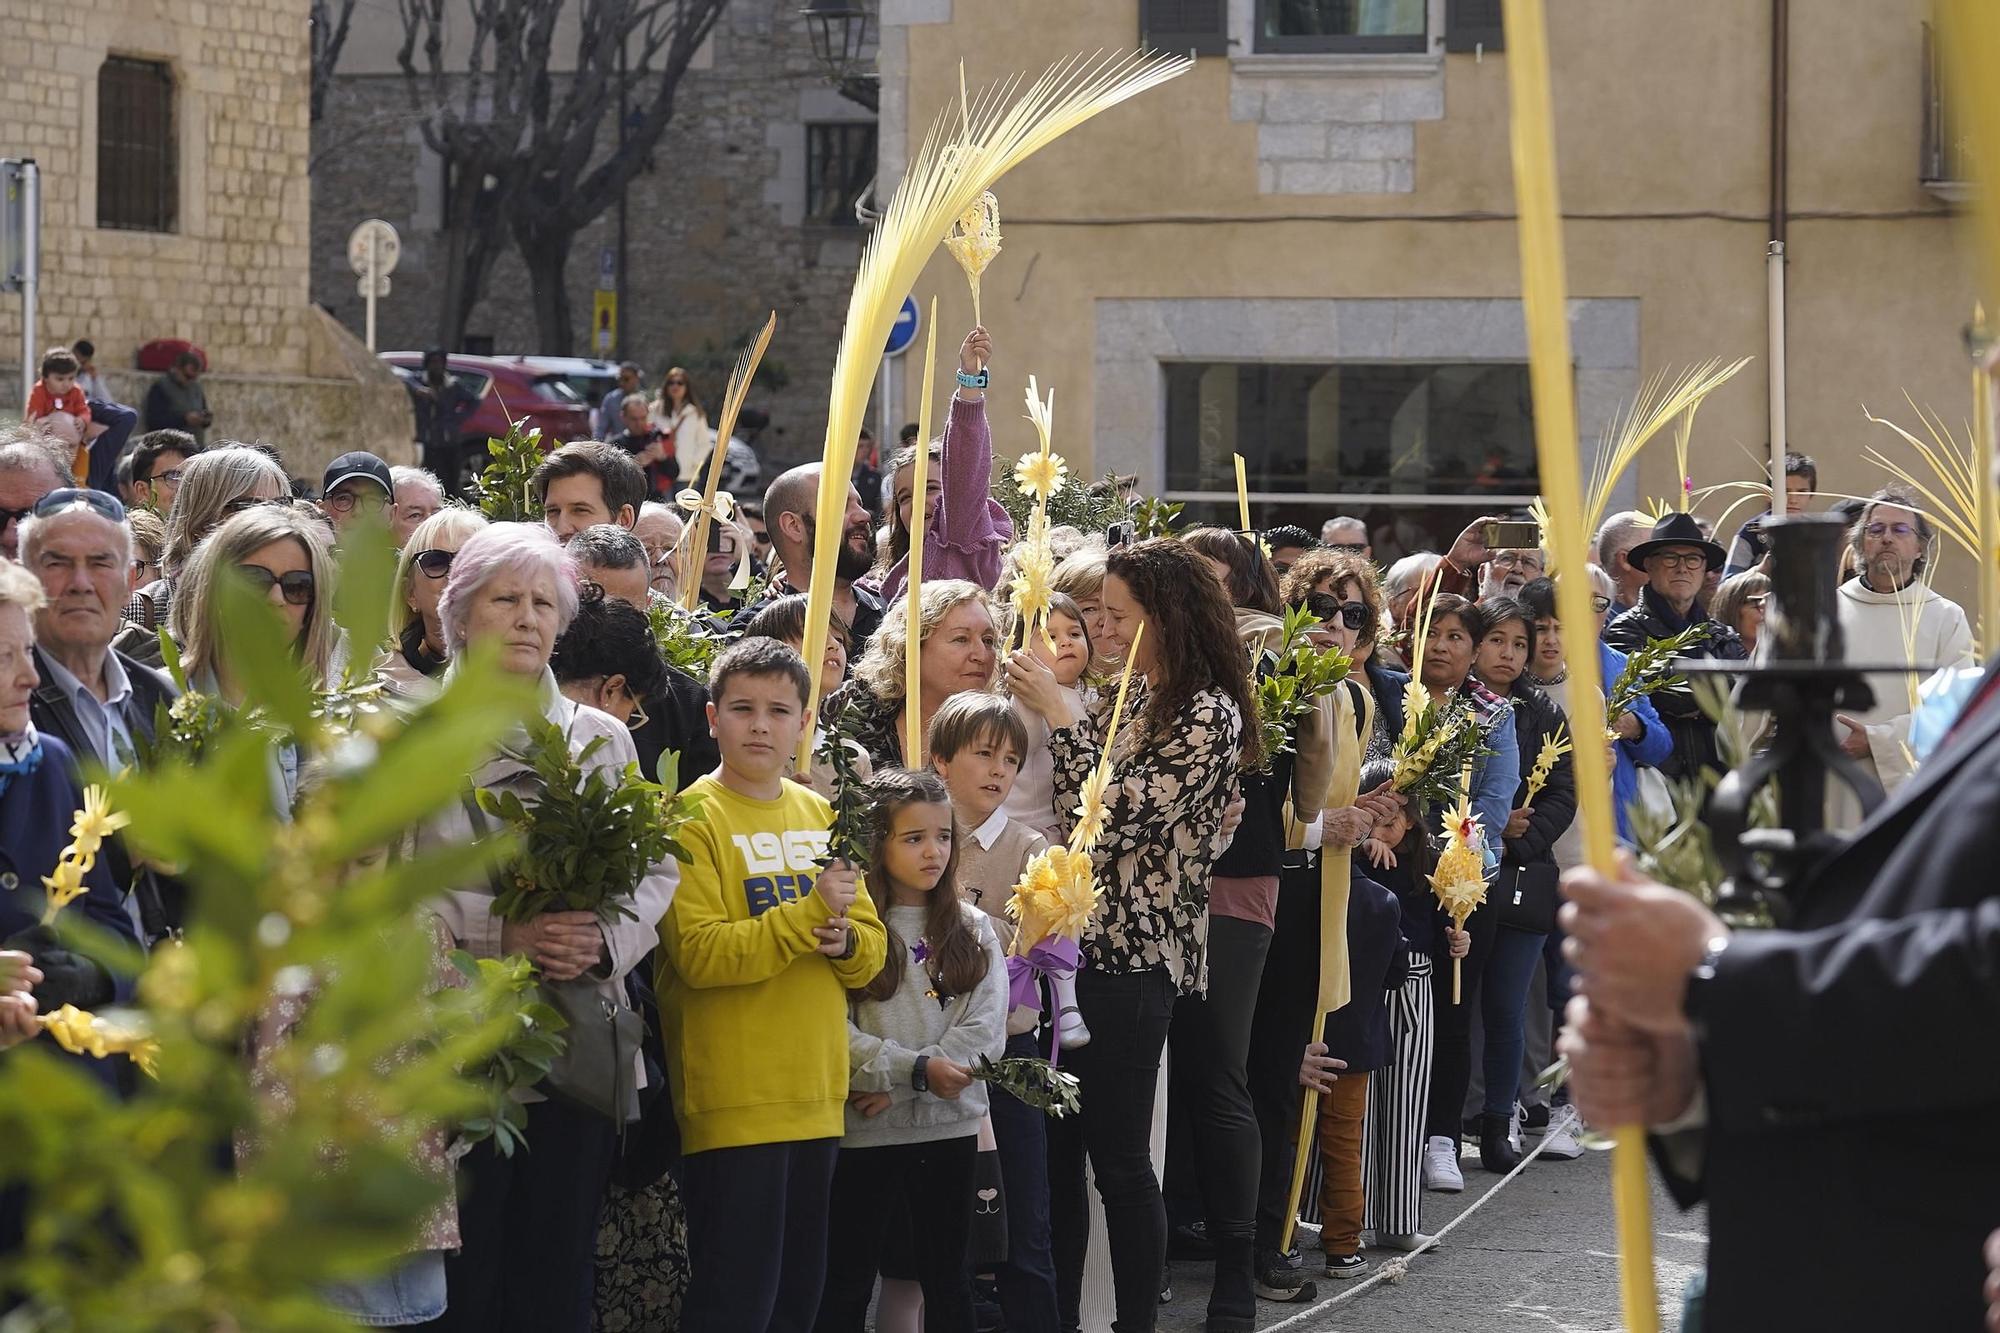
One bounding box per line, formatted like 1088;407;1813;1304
346;219;401;353
365;229;378;351
14;162;38;415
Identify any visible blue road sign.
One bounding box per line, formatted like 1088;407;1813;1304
885;294;920;357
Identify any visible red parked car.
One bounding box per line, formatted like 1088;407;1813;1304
379;352;595;461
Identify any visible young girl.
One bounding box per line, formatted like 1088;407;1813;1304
1351;760;1466;1253
817;769;1009;1333
1000;592;1093;844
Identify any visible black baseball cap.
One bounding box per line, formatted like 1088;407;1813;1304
322;451;393;499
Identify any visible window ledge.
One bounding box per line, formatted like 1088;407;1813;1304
1230;51;1442;79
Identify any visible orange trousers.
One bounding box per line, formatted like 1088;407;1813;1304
1314;1071;1371;1257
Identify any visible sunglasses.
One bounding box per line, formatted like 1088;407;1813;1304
414;548;456;579
236;564;315;606
226;494;290;515
33;488;127;523
1742;593;1769;608
1590;595;1614;614
1334;601;1371;630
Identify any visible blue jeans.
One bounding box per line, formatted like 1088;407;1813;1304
324;1252;448;1325
988;1031;1061;1333
1480;926;1549;1117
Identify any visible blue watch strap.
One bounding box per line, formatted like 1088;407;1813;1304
956;368;989;389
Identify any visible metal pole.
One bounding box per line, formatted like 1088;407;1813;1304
1767;239;1786;514
616;41;628;358
19;160;38;414
365;228;379;351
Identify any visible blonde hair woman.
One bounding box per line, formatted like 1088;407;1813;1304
171;505;339;701
827;578;998;767
125;444;289;633
383;507;489;693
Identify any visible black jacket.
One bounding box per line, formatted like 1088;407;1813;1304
1319;872;1409;1072
1656;660;2000;1330
1601;585;1747;780
1499;683;1575;867
629;665;719;792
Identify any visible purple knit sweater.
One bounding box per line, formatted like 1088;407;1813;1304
877;392;1014;600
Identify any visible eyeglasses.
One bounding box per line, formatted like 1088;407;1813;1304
1489;552;1544;570
1648;551;1709;571
1335;601;1371;631
140;468;184;487
130;556;163;578
624;694;651;732
414;548;455;579
1864;522;1917;539
324;488;389;515
236;564;315;606
33;488;127;523
1590;595;1614;614
665;377;688;386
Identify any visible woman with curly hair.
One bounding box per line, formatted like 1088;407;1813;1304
823;578;1000;769
1005;538;1257;1333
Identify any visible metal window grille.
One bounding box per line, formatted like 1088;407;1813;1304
805;123;876;228
97;57;177;233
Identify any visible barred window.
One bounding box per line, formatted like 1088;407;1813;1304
805;123;875;228
97;57;177;233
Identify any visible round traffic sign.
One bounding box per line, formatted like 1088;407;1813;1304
347;219;402;277
884;294;920;358
357;274;392;298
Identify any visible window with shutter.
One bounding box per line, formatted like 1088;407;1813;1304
1140;0;1230;58
97;57;177;233
1444;0;1505;53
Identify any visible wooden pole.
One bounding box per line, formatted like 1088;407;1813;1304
1498;3;1658;1328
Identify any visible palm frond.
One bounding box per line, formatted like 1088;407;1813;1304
1582;357;1754;538
795;50;1193;766
680;312;776;612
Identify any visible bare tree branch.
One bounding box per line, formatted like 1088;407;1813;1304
309;0;361;122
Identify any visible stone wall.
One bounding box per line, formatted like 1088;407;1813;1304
311;0;872;474
0;0;315;376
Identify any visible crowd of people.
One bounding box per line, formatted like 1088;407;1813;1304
0;314;1988;1333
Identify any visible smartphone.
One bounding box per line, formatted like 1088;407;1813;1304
1108;520;1137;548
1482;519;1541;550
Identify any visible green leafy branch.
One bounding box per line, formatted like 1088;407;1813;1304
438;952;569;1159
814;692;874;873
1252;603;1353;772
973;1053;1081;1118
1606;623;1713;727
473;419;548;525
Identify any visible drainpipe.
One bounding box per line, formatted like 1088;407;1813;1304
1767;0;1789;517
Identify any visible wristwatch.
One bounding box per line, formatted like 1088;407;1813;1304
836;927;857;961
956;368;990;390
1683;934;1731;1042
912;1055;931;1094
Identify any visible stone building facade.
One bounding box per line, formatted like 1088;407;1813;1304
0;0;411;479
312;0;875;472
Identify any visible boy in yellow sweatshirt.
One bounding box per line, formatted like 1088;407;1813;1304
658;638;887;1333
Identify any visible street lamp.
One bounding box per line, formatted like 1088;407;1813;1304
801;0;878;112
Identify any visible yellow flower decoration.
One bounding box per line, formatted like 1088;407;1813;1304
38;1004;160;1077
1068;768;1111;852
1013;449;1069;503
40;857;87;919
1009;543;1056;633
67;784;130;862
1005;845;1101;954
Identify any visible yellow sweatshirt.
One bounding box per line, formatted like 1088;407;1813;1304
657;774;887;1154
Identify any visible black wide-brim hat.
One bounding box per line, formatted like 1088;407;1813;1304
1626;511;1726;572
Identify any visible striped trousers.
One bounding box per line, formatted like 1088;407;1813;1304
1359;953;1435;1237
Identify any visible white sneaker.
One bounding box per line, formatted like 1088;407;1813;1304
1057;1005;1092;1050
1509;1105;1524;1155
1421;1136;1464;1192
1540;1117;1585;1160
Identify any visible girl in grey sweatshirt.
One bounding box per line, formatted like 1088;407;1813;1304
814;769;1008;1333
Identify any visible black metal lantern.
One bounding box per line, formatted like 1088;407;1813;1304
802;0;872;80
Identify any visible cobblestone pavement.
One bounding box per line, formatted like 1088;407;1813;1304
1154;1136;1706;1333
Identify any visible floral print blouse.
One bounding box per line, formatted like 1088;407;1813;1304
1049;682;1243;997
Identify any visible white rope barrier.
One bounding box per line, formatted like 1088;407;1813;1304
1260;1109;1586;1332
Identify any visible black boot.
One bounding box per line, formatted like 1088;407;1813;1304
1207;1236;1256;1333
1478;1111;1521;1173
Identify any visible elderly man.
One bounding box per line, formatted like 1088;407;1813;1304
320;452;394;540
0;433;71;561
735;462;884;644
1478;547;1545;602
1593;510;1655;615
20;488;179;940
633;502;685;599
1827;489;1975;808
390;465;445;548
570;524;654;609
1319;515;1370;555
1602;512;1748;780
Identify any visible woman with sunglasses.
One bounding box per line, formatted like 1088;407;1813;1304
119;444;289;645
1709;569;1769;657
415;520;674;1333
169;505;338;810
650;366;707;487
382;507;489;696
